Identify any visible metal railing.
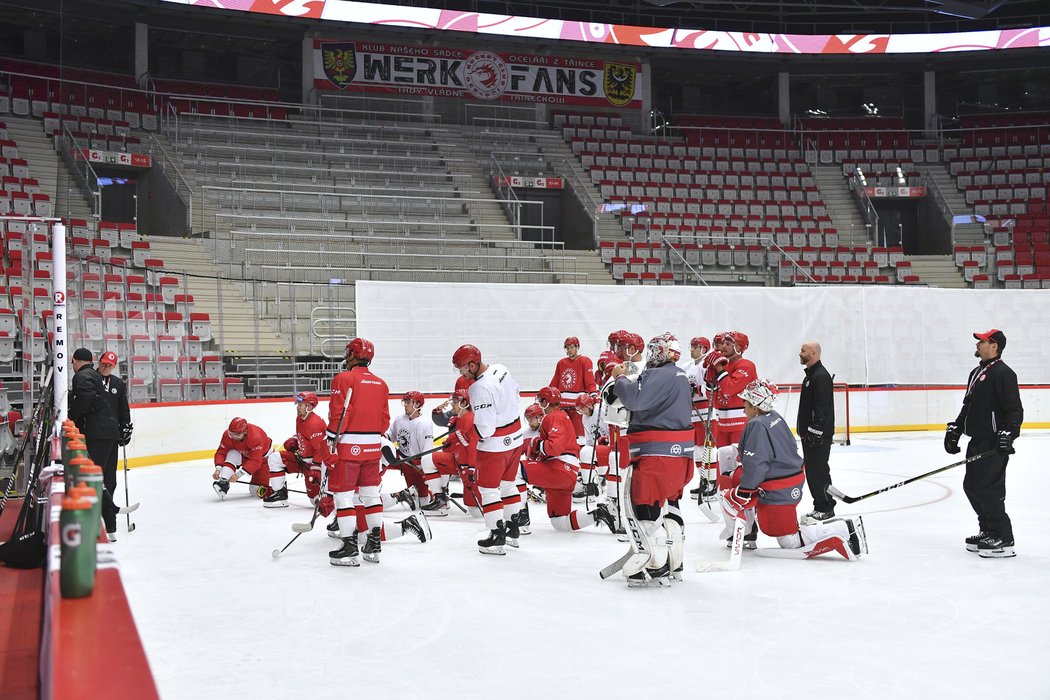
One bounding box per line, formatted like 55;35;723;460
146;132;195;234
849;173;880;246
56;124;102;224
923;167;956;245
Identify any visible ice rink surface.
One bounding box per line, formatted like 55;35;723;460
116;431;1050;700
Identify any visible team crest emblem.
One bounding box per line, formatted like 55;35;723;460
503;436;512;446
464;51;508;100
670;444;683;456
321;42;357;89
603;62;637;107
791;487;801;499
349;444;361;456
560;369;577;389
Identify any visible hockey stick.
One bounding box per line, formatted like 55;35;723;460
380;438;449;469
695;402;720;523
122;446;136;532
599;550;634;580
826;450;996;504
235;481;307;496
0;367;54;517
694;508;746;573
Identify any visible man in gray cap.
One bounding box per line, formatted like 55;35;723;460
944;329;1023;558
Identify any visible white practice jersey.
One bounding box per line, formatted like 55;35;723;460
681;360;708;422
522;425;541;443
581;408;608;446
601;360;641;429
386;413;434;460
470;363;524;453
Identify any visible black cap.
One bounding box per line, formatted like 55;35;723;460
72;348;94;362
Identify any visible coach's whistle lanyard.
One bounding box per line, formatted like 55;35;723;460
965;359;999;397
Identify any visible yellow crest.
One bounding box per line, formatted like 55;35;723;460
603;62;637;107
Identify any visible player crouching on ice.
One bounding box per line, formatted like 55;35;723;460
521;387;617;534
280;391;338;520
721;379;867;560
212;417;289;507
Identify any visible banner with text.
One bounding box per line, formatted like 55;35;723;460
313;39;642;108
494;176;564;189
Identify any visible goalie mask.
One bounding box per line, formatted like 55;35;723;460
738;379;778;413
646;332;681;368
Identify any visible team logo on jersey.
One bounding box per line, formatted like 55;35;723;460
670;444;683;455
463;51;508;100
349;445;361;456
603;62;637;107
503;436;512;446
560;369;577;389
791;487;801;499
321;42;357;89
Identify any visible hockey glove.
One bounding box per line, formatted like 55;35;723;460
598;435;610;446
996;430;1016;455
724;486;758;515
944;422;962;454
118;423;134;446
283;437;299;453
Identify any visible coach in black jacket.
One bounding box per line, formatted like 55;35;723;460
797;341;836;521
68;348;129;540
945;329;1023;558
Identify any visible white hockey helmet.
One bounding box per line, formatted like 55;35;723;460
738;379;778;413
646;332;682;368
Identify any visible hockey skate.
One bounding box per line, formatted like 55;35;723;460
516;503;533;537
976;535;1015;558
626;561;674;588
392;487;419;511
327;518;341;539
965;531;989;553
262;486;289;508
421;491;449;516
591;502;617;531
478;521;507;555
504;516;521;548
726;521;758;550
398;513;432;543
800;509;835;526
329;535;360;567
212;479;230;500
362;527;382;563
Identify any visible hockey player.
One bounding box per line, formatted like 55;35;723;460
550;336;597;438
574;393;609;502
326;338;391;566
281;391;337;515
683;336;717;501
594;349;619;387
453;344;524;555
433;388;482;516
385;391;446;514
721;379;866;561
608;333;694;585
600;329;645;532
212;417;289;507
522;387;616;533
705;331;759;542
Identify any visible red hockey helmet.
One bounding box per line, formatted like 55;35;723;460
452;344;482;368
452;388;471;407
575;393;597;410
607;330;622;349
564;336;580;348
294;391;318;408
730;331;750;353
597;349;618;372
228;417;248;438
524;403;544;420
690;336;711;353
283;437;299;453
537;386;561;407
402;390;425;407
345;338;375;364
624;332;645;352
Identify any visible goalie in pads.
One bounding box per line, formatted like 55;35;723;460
721;380;866;561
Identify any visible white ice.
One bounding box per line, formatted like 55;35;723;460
115;431;1050;700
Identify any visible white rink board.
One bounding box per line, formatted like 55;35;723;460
355;281;1050;392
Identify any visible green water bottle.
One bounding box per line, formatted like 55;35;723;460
59;495;97;598
78;467;105;543
65;455;93;492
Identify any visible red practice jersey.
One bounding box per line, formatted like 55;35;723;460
327;365;391;437
446;410;479;467
294;411;335;466
214;423;272;471
537;409;581;467
712;356;758;412
550;355;597;408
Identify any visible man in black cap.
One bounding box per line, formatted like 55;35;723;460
944;329;1023;558
68;347;124;541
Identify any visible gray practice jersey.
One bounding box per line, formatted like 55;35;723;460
613;362;692;433
738;410;804;491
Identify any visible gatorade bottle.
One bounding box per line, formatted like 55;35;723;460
59;495;97;598
78;467;105;541
65;454;93;492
